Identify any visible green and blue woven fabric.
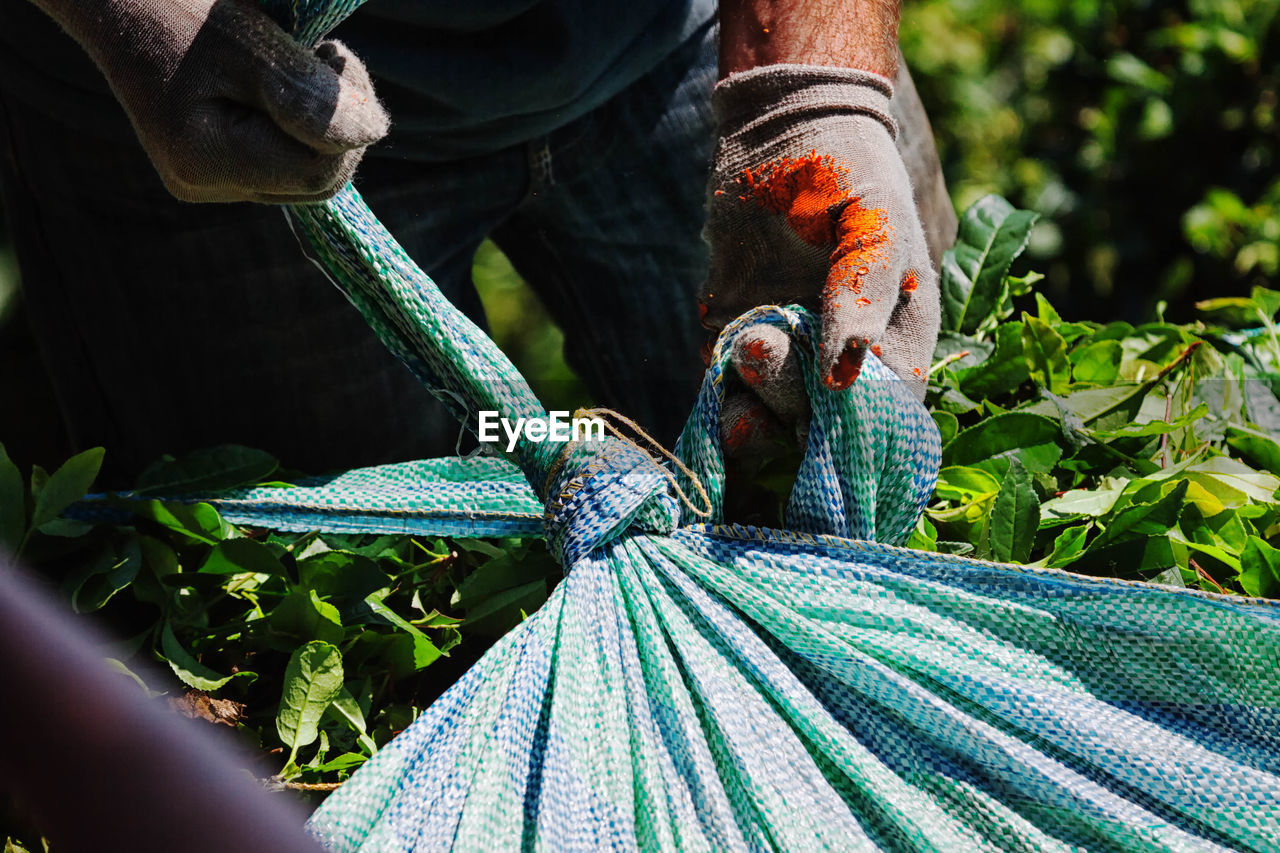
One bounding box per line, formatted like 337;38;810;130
123;1;1280;848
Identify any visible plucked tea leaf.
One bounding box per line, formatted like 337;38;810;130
200;537;287;575
277;641;344;763
943;412;1063;475
161;623;254;692
1240;537;1280;598
30;447;104;531
990;457;1038;563
939;195;1039;335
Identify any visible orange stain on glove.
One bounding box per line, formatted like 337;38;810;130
724;403;766;452
735;152;891;390
827;347;863;390
735;152;890;301
736;337;772;386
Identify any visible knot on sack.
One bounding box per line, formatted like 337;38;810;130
541;410;710;566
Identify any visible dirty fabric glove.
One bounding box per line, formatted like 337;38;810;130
31;0;389;203
701;64;940;452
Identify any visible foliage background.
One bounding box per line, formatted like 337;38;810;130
901;0;1279;322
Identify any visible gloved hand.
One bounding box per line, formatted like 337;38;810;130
32;0;389;203
700;64;940;454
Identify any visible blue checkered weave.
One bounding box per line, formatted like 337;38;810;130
156;1;1280;848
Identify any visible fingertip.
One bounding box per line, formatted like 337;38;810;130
720;396;779;456
734;335;772;387
330;76;390;149
824;344;864;391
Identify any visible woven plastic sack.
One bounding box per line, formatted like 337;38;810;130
106;1;1280;848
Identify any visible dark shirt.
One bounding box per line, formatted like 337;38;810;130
0;0;716;161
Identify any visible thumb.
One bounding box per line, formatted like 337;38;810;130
257;39;390;154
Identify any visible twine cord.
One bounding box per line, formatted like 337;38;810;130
541;407;712;520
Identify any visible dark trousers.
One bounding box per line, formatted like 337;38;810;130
0;20;719;486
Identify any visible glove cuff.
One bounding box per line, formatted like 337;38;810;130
713;64;898;142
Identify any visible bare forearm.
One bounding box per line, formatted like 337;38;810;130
718;0;901;78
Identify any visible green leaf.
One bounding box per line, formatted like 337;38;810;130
200;538;287;575
1034;391;1091;451
1022;314;1070;394
460;580;545;630
1197;286;1280;327
943;412;1064;476
1251;286;1280;321
452;546;561;637
1043;524;1091;568
132;535;180;607
363;591;441;668
29;447;104;531
1020;384;1152;430
1197;296;1262;326
270;588;345;645
956;322;1031;400
455;539;507;559
36;517;95;537
1163;456;1280;508
135;445;279;495
931;411;959;446
907;514;938;551
135;500;229;545
276;641;344;763
935;466;1002;503
62;537;141;612
1091;481;1189;550
1070;340;1123;385
1170;534;1242;574
160;623;254;692
311;752;368;775
1239;537;1280;598
1092;403;1210;439
933;330;991;369
1041;486;1125;523
1226;425;1280;475
29;464;48;503
990;457;1038;563
939;195;1040;335
0;443;25;553
1151;566;1187;588
1033;292;1061;324
330;686;378;754
1029;342;1198;430
298;551;391;601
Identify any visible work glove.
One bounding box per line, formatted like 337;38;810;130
701;65;940;455
33;0;389;203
